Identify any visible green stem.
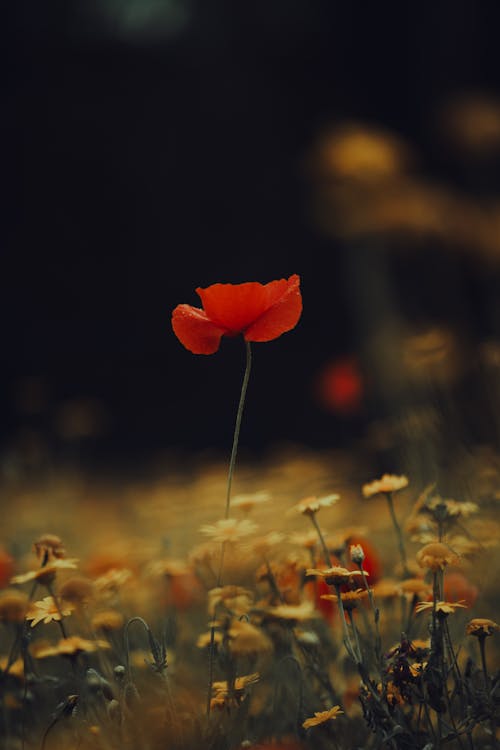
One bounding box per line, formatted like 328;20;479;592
309;512;332;567
207;341;253;719
224;340;252;520
385;491;410;578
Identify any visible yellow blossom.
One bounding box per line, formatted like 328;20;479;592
303;705;343;729
416;542;458;571
231;491;271;512
26;597;74;627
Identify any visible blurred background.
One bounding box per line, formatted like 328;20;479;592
4;2;500;483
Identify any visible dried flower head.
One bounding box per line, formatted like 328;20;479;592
291;494;340;516
416;542;458;571
26;596;74;627
199;518;258;543
302;705;343;729
362;475;409;498
34;534;66;560
11;558;79;586
466;618;500;637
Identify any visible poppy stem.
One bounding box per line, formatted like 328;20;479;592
207;341;252;719
224;340;252;520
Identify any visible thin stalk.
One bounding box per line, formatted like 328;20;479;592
309;512;332;567
206;341;252;718
385;491;410;577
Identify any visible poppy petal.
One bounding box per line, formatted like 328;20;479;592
196;281;279;334
244;274;302;342
172;304;227;354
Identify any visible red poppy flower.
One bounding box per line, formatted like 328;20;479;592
172;275;302;354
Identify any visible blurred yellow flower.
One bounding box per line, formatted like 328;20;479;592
290;494;339;516
416;542;458;572
231;490;271;512
199;518;258;543
303;705;343;729
362;475;408;498
11;559;79;585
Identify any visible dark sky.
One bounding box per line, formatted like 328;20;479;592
4;1;500;465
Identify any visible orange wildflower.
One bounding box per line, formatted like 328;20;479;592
172;275;302;354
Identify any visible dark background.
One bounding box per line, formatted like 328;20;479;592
4;2;500;468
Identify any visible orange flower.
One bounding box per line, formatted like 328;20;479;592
172;275;302;354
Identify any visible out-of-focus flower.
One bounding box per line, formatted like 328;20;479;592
402;328;460;384
372;579;401;599
34;534;66;561
26;597;74;628
11;559;79;586
362;475;408;498
426;498;479;519
227;619;273;657
231;491;271;513
320;588;369;611
315;357;364;415
259;602;316;623
172;276;302;354
197;630;223;649
59;577;94;607
0;548;15;588
306;566;366;586
302;705;343;729
289;530;320;550
443;572;478;607
466;618;500;637
439;94;500;155
32;636;110;658
199;518;258;543
208;585;253;616
250;532;286;557
416;543;458;572
290;494;339;516
415;600;467;616
93;568;133;595
313;124;409;182
0;589;28;623
91;610;124;633
398;578;432;600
